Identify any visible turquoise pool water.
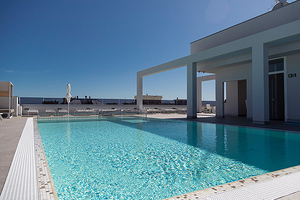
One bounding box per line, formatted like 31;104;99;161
37;116;300;199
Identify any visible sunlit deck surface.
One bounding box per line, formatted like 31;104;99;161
0;114;299;199
0;117;27;194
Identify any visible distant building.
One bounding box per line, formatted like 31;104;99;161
42;100;59;104
174;98;187;105
0;81;17;117
134;95;162;105
68;98;103;105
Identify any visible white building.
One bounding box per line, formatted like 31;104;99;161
0;81;20;117
137;1;300;124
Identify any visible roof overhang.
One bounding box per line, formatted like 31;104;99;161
138;19;300;78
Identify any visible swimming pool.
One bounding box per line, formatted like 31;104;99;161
37;116;300;199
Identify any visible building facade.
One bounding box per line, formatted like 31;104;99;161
137;1;300;124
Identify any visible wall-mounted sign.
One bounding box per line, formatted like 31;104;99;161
288;73;297;78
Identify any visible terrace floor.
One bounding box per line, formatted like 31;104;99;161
0;114;300;199
0;117;27;194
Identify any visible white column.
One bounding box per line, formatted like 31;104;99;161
283;57;288;122
252;43;269;124
216;78;224;118
246;78;252;119
197;79;202;112
8;83;11;118
137;75;143;111
187;62;197;118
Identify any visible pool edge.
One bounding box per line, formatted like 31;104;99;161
164;165;300;199
34;119;58;200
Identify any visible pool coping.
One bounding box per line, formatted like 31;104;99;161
164;166;300;199
33;118;58;200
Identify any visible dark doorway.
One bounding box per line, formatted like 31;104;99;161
269;73;284;120
238;80;247;116
269;58;285;120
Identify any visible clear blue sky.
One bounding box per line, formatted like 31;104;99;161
0;0;293;100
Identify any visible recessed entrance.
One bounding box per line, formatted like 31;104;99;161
269;58;284;120
224;80;247;117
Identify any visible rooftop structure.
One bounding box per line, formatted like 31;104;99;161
137;0;300;124
0;81;15;118
134;95;163;105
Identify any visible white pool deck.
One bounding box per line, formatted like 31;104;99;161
0;114;300;200
0;118;39;200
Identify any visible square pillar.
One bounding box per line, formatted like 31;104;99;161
187;62;197;118
246;78;252;119
137;75;143;111
252;43;269;124
197;78;202;112
216;78;224;118
8;83;11;118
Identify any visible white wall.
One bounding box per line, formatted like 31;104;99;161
12;96;19;116
0;81;10;91
286;53;300;121
0;96;20;116
191;1;300;54
224;81;238;116
214;53;300;122
215;63;252;118
0;97;9;108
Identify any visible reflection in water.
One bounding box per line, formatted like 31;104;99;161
111;117;300;172
183;122;298;172
60;117;300;173
136;121;145;153
66;122;71;142
187;122;198;147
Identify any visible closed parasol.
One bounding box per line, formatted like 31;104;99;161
66;83;72;114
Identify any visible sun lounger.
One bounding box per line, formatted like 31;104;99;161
203;104;212;113
0;109;15;118
27;109;39;115
162;108;177;114
75;109;96;115
99;108;117;112
45;109;56;115
146;108;161;114
176;108;187;114
98;108;118;116
58;109;68;114
120;109;139;115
